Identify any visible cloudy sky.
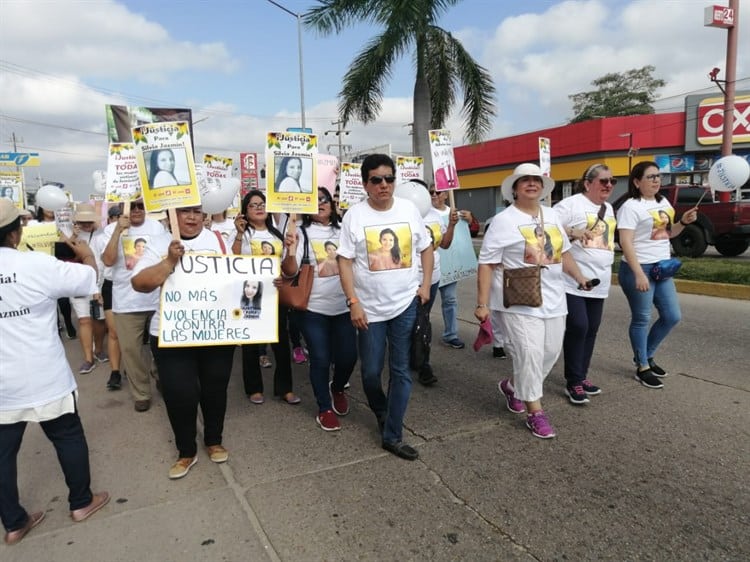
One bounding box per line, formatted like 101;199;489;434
1;0;748;201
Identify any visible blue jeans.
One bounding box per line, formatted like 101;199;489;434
1;408;93;532
419;282;440;368
618;261;682;368
300;310;358;413
358;298;417;444
563;294;605;384
439;282;458;342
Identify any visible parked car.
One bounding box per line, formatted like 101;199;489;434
613;185;750;257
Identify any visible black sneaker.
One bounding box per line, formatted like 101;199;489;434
648;359;668;377
634;368;664;389
106;371;122;391
493;347;507;359
564;384;590;405
418;365;438;386
581;379;601;396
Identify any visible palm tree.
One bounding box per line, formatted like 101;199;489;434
304;0;496;176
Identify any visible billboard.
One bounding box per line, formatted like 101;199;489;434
685;92;750;151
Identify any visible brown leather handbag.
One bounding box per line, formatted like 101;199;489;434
278;226;314;311
502;210;546;308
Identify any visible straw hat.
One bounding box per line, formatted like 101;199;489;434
500;163;555;202
74;203;98;223
0;198;20;228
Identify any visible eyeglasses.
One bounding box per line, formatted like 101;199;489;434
597;178;617;186
130;203;145;210
644;174;661;181
247;203;265;210
368;175;396;185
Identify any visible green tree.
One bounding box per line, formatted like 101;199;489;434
304;0;496;174
569;65;666;123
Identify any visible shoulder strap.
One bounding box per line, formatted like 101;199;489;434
299;225;310;263
213;230;227;254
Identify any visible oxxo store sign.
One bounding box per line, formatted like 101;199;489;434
685;92;750;151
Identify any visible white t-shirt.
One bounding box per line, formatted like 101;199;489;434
295;223;348;316
101;218;166;313
337;198;431;322
230;223;284;258
478;205;571;318
616;197;674;264
134;228;226;336
211;219;235;243
422;208;445;286
0;248;97;412
554;193;615;298
89;228;111;284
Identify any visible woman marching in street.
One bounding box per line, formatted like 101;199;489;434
554;163;617;404
616;161;698;389
476;163;592;439
285;187;358;431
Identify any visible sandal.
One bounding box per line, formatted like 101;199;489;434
249;393;264;404
283;392;301;405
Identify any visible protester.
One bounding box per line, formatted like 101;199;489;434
554;163;617;404
101;198;167;411
416;180;459;385
231;190;300;405
476;163;591;439
93;205;124;390
0;199;109;545
616;161;698;389
337;154;433;460
70;204;107;375
430;186;469;350
285;187;357;431
132;205;236;479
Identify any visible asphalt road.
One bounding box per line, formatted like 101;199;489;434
4;281;749;561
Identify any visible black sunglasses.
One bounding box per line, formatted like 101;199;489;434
597;177;617;186
368;175;396;185
130;203;145;210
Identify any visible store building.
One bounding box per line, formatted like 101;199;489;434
454;91;750;224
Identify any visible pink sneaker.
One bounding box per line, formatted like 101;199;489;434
498;380;524;414
293;347;307;364
526;410;556;439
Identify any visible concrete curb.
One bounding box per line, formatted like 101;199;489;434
610;275;750;300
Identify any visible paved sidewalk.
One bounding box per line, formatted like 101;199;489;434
3;281;749;561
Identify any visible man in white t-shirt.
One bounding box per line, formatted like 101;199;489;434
338;154;433;461
101;198;166;412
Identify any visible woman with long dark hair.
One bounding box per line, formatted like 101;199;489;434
231;190;299;405
368;227;401;270
616;161;698;389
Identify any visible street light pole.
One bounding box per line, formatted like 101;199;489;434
619;132;634;173
266;0;306;129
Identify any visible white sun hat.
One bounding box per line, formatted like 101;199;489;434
500;163;555;203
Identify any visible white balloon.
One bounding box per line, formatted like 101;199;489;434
708;155;750;192
36;184;69;211
92;170;107;194
201;177;240;214
394;181;432;217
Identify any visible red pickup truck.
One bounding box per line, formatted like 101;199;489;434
614;185;750;257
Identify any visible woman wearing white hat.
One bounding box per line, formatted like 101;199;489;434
70;204;107;375
475;163;592;439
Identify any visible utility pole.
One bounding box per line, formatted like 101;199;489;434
324;120;351;164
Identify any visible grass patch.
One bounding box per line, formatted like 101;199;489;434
612;253;750;286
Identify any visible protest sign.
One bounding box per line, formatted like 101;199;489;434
396;156;424;184
18;223;58;254
158;254;280;347
429;129;460;191
0;171;24;208
538;137;551;177
106;105;193;146
132;121;200;212
240;152;260;196
317;153;339;192
339;162;365;210
265;132;318;214
106;143;141;202
438;219;478;286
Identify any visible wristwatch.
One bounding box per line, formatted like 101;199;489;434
346;297;359;307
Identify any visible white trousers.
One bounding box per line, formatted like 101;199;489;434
491;309;504;347
496;312;566;402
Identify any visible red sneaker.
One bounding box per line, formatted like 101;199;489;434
316;409;341;431
329;381;349;416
